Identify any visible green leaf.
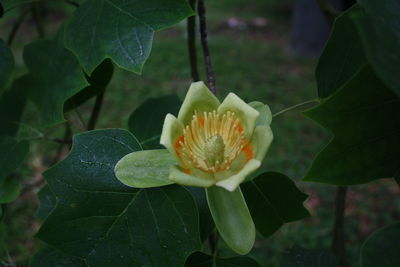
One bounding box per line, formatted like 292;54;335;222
115;149;175;188
64;59;114;112
37;129;201;266
0;78;27;137
128;94;181;149
36;185;57;220
185;252;261;267
0;176;19;204
0;136;29;184
316;5;366;98
185;187;214;242
352;1;400;97
303;66;400;185
280;246;339;267
22;40;89;126
63;0;194;74
206;186;255;255
361;222;400;267
30;246;85;267
0;39;14;96
242;172;309;238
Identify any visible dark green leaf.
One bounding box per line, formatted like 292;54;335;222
303;66;400;185
280;246;339;267
361;222;400;267
352;1;400;97
185;252;261;267
37;129;201;266
242;172;309;237
185;187;214;242
0;39;14;96
63;0;193;74
0;176;19;203
128;94;181;149
30;246;85;267
316;5;366;98
36;185;57;220
0;136;29;184
0;78;27;137
64;59;114;112
22;40;89;126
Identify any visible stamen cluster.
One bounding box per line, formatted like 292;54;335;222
177;110;246;173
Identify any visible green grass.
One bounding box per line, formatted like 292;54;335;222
1;0;399;266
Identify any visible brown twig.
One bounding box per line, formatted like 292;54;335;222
87;90;105;130
7;8;29;45
315;0;340;26
198;0;216;94
332;186;348;267
187;0;200;82
66;0;79;7
31;5;45;38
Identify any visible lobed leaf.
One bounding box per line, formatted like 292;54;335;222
63;0;194;74
128;94;181;149
303;66;400;185
242;172;309;237
22;40;89;126
37;129;201;266
354;0;400;97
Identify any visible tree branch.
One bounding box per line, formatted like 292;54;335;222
332;186;348;267
187;0;200;82
87;90;105;130
31;5;45;38
7;8;29;45
315;0;340;26
198;0;216;94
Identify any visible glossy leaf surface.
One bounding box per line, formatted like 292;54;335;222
63;0;193;74
304;66;400;185
37;129;201;266
316;5;366;98
242;172;309;237
22;40;89;126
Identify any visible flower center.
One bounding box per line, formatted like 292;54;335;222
176;110;250;173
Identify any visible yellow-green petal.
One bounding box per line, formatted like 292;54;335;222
178;81;220;126
160;113;184;162
248;101;272;126
114;149;176;188
216;159;261;191
169;165;215;187
250;126;273;161
218;93;259;140
206;186;255;255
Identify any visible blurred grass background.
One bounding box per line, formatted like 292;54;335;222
1;0;399;266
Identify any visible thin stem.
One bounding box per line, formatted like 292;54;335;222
31;5;45;38
66;0;79;7
7;8;29;45
87;90;105;130
272;99;319;118
332;186;348;267
315;0;340;26
198;0;216;94
187;0;200;82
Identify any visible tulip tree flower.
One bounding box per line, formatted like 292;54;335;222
114;81;273;255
